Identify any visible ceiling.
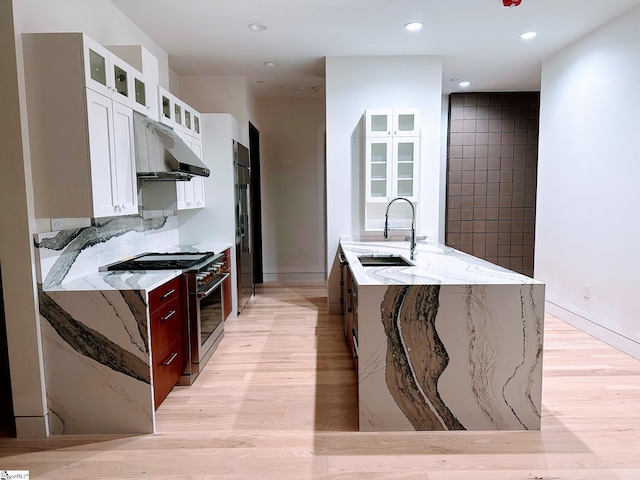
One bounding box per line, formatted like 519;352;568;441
109;0;640;98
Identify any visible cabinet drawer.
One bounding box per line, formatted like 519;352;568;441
222;248;231;271
222;275;232;320
149;276;182;312
150;296;182;355
152;339;185;409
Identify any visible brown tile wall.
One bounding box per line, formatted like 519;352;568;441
446;92;539;277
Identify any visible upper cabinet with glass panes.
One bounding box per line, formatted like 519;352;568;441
365;108;420;137
82;36;135;108
157;86;201;139
106;44;160;121
362;108;420;231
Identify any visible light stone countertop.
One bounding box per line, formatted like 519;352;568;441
41;242;233;292
339;238;542;287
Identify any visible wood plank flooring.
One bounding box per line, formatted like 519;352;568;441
1;282;640;479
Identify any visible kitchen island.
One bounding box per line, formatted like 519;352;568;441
339;238;545;431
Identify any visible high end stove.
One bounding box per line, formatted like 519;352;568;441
101;251;219;272
102;250;229;385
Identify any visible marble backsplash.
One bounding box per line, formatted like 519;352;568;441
34;214;179;288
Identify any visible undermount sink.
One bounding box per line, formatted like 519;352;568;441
358;255;413;267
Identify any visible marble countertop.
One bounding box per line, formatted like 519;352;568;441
41;242;233;293
340;238;541;287
45;269;183;292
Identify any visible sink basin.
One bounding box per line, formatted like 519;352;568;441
358;255;413;267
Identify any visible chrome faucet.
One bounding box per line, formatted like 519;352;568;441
383;197;416;260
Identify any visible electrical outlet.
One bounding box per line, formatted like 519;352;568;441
50;218;63;231
350;134;358;146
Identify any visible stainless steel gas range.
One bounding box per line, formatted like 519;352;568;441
102;251;229;385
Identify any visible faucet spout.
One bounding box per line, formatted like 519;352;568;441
383;197;416;260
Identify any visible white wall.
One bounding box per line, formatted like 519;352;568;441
254;96;326;282
180;78;327;283
325;56;443;310
178;76;252;146
536;5;640;359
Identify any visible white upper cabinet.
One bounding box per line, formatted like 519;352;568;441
365;108;420;137
363;108;420;204
176;131;206;210
22;32;140;219
391;137;419;200
86;89;138;217
82;36;134;108
159;87;174;127
131;67;151;117
157;86;202;139
364;137;393;202
362;108;420;231
364;137;419;203
106;44;160;120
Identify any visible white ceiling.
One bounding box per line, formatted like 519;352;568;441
109;0;640;98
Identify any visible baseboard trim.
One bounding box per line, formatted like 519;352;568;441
15;414;49;438
263;272;326;283
546;301;640;360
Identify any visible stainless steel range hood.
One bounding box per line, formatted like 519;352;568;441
133;112;210;181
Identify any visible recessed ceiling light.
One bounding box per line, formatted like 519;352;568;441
248;23;267;31
459;81;471;88
405;22;424;32
263;61;280;67
520;31;538;40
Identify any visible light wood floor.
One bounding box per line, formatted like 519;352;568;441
1;283;640;479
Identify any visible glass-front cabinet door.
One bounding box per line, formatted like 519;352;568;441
193;115;200;136
365;109;391;137
174;103;183;129
83;37;111;99
365;108;420;137
365;138;393;202
160;90;172;126
131;68;150;116
112;62;130;104
392;138;419;200
82;36;133;107
392;109;420;137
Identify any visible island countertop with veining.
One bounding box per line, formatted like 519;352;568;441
340;238;541;287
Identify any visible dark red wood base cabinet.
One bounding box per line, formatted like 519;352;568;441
149;275;186;409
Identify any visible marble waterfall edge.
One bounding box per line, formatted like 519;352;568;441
39;287;154;434
358;283;544;431
33;214;180;434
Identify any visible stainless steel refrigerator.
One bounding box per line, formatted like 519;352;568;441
233;140;254;313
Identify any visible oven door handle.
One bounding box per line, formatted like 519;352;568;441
196;273;230;298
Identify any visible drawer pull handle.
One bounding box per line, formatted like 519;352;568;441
352;329;359;359
161;352;178;366
162;288;176;299
161;310;176;321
